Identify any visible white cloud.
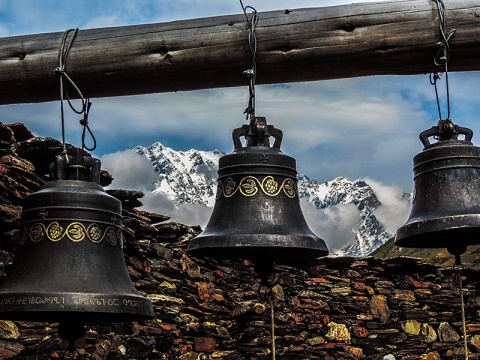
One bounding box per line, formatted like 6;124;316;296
367;178;411;234
100;150;158;191
99;149;212;227
141;191;211;227
301;200;360;251
300;178;412;252
84;15;121;29
0;24;9;38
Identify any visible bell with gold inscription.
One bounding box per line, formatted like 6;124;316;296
0;149;154;343
187;117;329;275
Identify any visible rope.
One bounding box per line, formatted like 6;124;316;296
460;277;468;359
257;280;276;360
430;0;456;121
453;259;469;359
270;299;276;360
54;28;97;152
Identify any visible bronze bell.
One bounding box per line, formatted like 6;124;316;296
0;149;154;342
187;117;329;271
395;119;480;256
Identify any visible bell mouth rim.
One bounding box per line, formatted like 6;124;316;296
187;234;329;261
395;213;480;248
0;291;155;322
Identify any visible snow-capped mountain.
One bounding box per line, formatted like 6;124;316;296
134;143;224;207
133;142;409;257
298;175;392;257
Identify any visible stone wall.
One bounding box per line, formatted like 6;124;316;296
1;122;480;360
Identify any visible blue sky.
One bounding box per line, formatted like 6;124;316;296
1;0;479;193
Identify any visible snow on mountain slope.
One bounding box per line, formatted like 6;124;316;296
298;176;392;257
134;143;224;207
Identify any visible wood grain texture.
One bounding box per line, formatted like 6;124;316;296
0;0;479;104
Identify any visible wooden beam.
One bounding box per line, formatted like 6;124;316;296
0;0;479;105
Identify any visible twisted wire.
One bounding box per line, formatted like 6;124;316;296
240;0;259;122
429;73;443;120
80;99;96;151
433;0;455;67
55;28;96;151
431;0;456;120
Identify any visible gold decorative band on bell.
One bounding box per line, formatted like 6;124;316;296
216;175;297;199
21;221;123;247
